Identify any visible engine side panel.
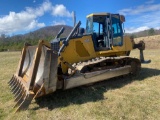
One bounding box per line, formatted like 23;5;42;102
60;34;134;73
60;35;97;73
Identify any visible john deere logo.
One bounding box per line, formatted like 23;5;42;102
84;39;90;42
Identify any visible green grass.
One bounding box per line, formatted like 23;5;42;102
0;50;160;120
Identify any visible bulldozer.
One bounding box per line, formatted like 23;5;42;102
8;12;150;112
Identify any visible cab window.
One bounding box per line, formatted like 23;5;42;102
112;17;123;46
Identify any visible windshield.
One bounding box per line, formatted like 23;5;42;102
111;16;123;46
86;14;123;48
86;16;106;34
112;17;123;37
86;17;93;34
93;22;104;35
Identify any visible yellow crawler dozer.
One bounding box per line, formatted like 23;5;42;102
8;13;150;112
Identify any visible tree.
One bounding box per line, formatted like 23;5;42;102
0;33;6;39
148;28;155;36
130;34;137;39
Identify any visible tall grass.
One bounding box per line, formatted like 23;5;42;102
0;49;160;120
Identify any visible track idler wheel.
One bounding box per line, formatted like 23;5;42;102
129;60;141;75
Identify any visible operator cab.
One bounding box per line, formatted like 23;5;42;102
86;13;125;51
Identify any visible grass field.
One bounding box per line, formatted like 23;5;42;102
0;49;160;120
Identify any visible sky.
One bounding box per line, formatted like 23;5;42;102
0;0;160;35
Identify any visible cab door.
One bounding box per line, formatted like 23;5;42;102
111;14;123;46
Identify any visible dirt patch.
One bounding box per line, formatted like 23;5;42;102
135;35;160;49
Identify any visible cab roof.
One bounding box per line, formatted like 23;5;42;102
87;13;110;18
86;13;125;22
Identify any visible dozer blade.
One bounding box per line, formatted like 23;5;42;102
9;75;34;112
8;40;58;112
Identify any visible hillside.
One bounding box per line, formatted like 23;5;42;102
126;29;160;38
24;25;73;39
134;35;160;49
0;25;72;51
0;25;160;51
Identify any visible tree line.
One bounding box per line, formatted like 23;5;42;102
0;25;73;52
0;34;54;52
0;27;160;52
128;28;160;39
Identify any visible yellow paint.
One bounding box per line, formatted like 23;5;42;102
124;36;133;51
96;36;132;56
60;35;97;73
87;13;110;18
60;34;133;73
75;41;90;57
